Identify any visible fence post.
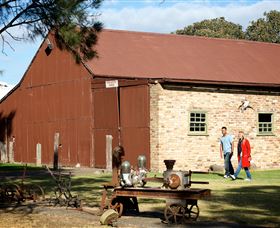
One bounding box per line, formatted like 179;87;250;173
8;140;14;163
106;135;113;170
36;143;42;166
53;133;59;170
0;142;7;162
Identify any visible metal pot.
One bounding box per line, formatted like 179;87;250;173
121;161;131;174
137;155;146;169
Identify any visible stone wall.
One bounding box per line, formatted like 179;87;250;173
150;83;280;172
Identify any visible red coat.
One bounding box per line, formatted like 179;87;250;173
238;138;251;168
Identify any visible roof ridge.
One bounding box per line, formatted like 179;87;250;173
102;28;280;47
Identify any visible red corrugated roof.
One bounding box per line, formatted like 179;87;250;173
87;29;280;86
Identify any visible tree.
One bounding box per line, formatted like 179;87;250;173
175;17;245;39
0;0;103;62
245;10;280;43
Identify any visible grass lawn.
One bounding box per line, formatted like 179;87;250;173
0;164;279;227
192;169;280;226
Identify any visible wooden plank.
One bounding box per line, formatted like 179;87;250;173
113;187;211;200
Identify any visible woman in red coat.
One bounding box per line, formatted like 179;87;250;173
230;131;252;181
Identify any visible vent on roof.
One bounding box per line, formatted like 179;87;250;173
45;38;53;56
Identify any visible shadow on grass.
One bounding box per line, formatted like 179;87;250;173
0;166;111;208
202;185;280;226
1;166;279;227
133;184;280;226
0;202;42;215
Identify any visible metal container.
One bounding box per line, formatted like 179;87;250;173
163;170;190;190
164;160;176;170
137;155;146;169
121;161;131;174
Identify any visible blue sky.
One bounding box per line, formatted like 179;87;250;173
1;0;280;86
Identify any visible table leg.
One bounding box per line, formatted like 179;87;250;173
132;197;139;213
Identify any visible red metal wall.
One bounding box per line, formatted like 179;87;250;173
0;35;151;168
0;34;94;167
92;79;150;168
92;87;119;167
120;85;150;168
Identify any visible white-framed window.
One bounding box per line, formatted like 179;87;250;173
258;113;273;135
189;111;207;135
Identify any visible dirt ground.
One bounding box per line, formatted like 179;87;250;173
0;202;179;228
0;201;244;228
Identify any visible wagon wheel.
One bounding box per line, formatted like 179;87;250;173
164;204;185;224
110;197;124;217
26;184;45;202
5;184;21;202
185;204;200;221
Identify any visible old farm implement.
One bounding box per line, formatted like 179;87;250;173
100;155;211;225
0;164;45;203
46;166;82;208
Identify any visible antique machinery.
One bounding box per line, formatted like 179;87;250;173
0;164;45;203
163;160;209;190
161;160;210;223
120;155;147;187
120;161;132;186
100;158;211;225
46;166;81;208
135;155;148;187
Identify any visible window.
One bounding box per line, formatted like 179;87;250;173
189;112;207;134
258;113;273;135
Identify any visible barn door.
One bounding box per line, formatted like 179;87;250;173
93;84;150;169
93;88;119;168
119;85;150;168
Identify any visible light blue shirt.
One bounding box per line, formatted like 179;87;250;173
220;135;233;154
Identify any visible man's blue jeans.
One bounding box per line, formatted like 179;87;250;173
224;153;234;176
234;160;252;179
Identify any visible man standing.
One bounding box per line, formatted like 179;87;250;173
220;127;234;178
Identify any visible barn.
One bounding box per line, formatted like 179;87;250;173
0;29;280;171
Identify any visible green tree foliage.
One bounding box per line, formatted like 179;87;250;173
0;0;103;62
175;17;245;39
245;10;280;43
175;11;280;44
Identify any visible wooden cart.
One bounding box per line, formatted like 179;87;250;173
100;186;211;224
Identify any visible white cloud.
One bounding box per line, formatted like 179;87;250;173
100;0;280;33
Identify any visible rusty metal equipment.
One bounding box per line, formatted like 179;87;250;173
100;159;211;224
109;187;210;223
161;160;210;223
0;164;45;203
163;161;209;189
119;156;148;187
100;151;147;213
46;166;81;208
